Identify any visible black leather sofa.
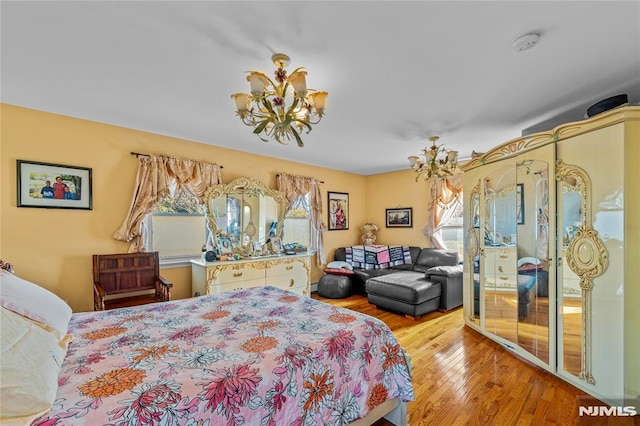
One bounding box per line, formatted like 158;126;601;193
333;247;463;318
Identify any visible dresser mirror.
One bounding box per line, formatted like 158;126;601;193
556;160;608;384
204;177;288;254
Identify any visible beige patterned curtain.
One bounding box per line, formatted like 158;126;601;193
423;173;463;249
113;154;223;252
277;173;327;266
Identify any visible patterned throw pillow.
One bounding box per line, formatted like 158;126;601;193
323;268;355;276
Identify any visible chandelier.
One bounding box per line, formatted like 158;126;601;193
408;136;458;181
231;53;328;147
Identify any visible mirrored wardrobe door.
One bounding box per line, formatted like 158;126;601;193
515;154;553;364
482;162;518;343
556;159;607;384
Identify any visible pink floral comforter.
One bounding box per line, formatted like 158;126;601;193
35;286;414;425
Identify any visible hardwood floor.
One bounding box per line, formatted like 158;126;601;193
311;292;639;426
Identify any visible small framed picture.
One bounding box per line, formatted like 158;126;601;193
386;207;413;228
328;191;349;230
17;160;93;210
217;236;234;255
269;238;283;253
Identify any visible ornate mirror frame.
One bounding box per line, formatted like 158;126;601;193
204;177;289;254
466;182;480;323
556;159;609;384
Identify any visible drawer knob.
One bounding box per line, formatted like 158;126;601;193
290;279;295;287
499;255;508;259
233;272;243;278
499;276;509;280
286;266;293;270
498;266;503;273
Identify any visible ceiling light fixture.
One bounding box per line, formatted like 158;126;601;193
408;136;458;181
231;53;328;147
512;32;541;52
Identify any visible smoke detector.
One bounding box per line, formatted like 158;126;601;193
512;32;541;52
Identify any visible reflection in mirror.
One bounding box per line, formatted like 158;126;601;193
204;178;288;256
557;160;608;384
483;164;518;343
516;159;550;364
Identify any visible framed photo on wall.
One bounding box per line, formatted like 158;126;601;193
328;191;349;230
17;160;93;210
386;207;413;228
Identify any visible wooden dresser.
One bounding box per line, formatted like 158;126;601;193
191;253;311;297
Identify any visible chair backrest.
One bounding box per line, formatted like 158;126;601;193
93;252;160;295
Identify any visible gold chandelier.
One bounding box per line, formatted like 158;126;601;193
408;136;458;181
231;53;328;147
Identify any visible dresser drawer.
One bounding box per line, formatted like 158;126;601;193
212;279;265;294
485;273;518;290
212;265;264;284
484;248;517;275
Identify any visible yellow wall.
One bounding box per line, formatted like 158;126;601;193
1;104;434;312
365;170;432;247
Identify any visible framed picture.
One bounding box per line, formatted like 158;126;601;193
328;191;349;230
17;160;93;210
516;183;525;225
217;236;234;255
386;207;413;228
269;238;283;254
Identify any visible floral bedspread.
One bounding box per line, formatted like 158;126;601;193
34;286;414;425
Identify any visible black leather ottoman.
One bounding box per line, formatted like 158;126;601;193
317;274;353;298
366;271;441;318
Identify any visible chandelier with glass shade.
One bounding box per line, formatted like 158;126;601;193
231;53;327;147
408;136;458;181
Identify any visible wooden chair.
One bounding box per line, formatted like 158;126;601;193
93;252;172;311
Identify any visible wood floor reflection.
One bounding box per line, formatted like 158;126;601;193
312;292;638;425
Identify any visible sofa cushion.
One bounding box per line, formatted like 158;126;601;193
353;268;397;283
425;265;463;279
413;248;460;273
366;271;441;305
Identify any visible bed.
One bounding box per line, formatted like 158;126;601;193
0;269;414;425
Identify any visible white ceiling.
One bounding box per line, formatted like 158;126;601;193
2;1;639;175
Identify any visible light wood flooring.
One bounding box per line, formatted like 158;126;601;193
311;292;639;426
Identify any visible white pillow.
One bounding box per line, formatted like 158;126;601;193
517;257;542;267
327;261;354;270
1;307;66;424
0;270;72;339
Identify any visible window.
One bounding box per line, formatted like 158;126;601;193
143;186;209;266
441;210;464;259
281;194;311;249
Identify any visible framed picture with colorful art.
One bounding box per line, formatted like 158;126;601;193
16;160;93;210
328;191;349;230
385;207;413;228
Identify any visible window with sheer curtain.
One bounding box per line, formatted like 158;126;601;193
142;185;211;265
112;154;222;259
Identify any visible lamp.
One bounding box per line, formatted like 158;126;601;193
231;53;327;147
408;136;458;181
